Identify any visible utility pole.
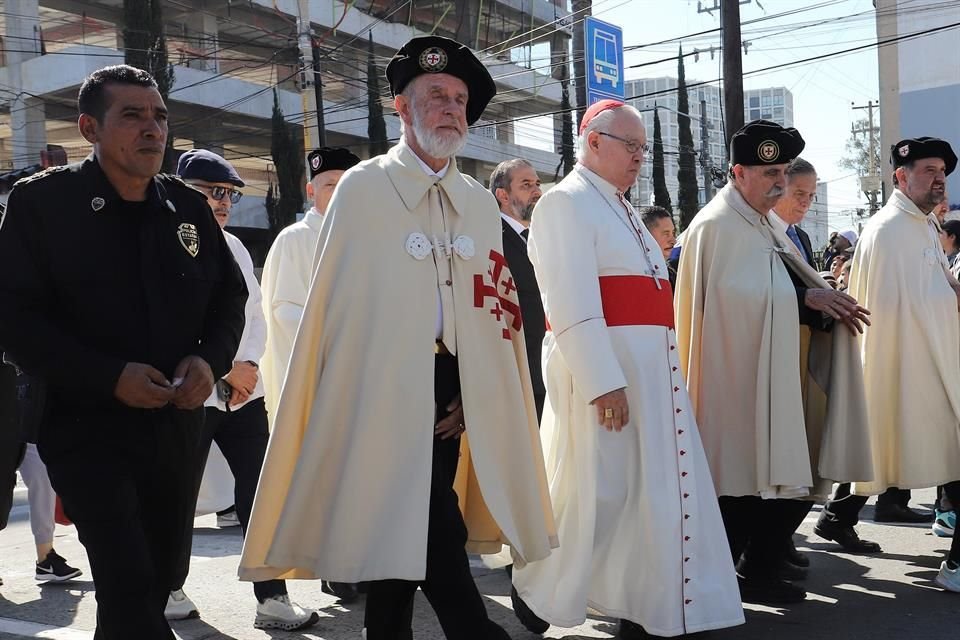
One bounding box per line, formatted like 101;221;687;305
700;0;750;146
852;100;880;215
296;0;323;151
699;98;714;201
572;0;592;131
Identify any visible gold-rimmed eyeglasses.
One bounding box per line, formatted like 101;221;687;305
598;132;650;155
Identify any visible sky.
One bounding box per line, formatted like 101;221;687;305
532;0;884;232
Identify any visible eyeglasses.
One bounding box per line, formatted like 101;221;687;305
597;132;650;155
195;184;243;204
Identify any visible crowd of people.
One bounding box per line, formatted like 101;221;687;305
1;30;959;640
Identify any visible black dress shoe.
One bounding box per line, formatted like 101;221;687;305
778;560;808;581
511;586;549;634
321;581;359;603
874;504;934;523
814;521;882;553
618;619;650;639
738;576;806;604
786;539;810;567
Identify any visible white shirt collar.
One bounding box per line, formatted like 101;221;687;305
500;211;528;238
768;209;790;234
402;139;450;179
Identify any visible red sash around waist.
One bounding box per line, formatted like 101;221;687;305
599;275;674;328
546;275;675;332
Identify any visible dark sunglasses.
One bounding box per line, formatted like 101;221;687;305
196;185;243;204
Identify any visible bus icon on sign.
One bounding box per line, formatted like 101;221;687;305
593;29;619;87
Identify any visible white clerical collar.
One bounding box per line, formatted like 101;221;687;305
500;211;528;239
304;207;324;230
767;209;790;234
576;164;621;199
402;140;450;179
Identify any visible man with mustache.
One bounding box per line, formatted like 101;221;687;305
490;158;546;419
675;120;874;605
0;65;247;639
832;137;960;592
239;36;556;639
510;100;744;639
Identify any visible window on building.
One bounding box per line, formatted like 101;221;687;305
749;96;760;108
750;109;761;120
761;95;772;107
774;93;784;106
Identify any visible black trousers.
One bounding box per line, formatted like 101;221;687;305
0;363;23;531
40;407;202;640
718;496;813;579
820;484;910;527
364;354;509;640
173;397;286;602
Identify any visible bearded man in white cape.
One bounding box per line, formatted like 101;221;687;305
238;35;556;639
675;119;874;606
826;137;960;593
509;99;744;639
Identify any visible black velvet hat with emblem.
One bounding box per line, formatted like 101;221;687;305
385;35;497;125
890;137;957;176
307;147;361;179
730;119;805;166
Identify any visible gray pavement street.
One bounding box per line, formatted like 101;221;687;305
0;486;957;639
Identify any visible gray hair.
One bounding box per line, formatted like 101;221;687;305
490;159;535;197
786;157;817;180
577;104;644;161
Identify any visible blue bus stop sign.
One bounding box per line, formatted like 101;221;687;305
585;16;624;105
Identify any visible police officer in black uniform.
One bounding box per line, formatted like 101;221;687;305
0;65;247;640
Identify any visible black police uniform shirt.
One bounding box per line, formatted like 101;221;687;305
0;155;248;415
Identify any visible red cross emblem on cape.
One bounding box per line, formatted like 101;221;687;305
474;250;523;340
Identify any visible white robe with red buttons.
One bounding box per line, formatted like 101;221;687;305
513;165;744;636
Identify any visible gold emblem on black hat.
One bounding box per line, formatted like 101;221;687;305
758;140;780;163
177;223;200;258
419;47;448;73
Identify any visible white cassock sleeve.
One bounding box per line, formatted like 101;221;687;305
528;191;627;402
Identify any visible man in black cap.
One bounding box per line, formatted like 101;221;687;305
165;149;319;630
826;136;960;593
260;146;360;429
0;65;247;639
239;35;556;640
675;119;873;605
259;145;362;605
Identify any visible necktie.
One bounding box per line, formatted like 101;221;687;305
786;225;809;263
520;228;529;242
429;182;457;355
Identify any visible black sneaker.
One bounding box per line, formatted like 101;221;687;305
36;550;82;583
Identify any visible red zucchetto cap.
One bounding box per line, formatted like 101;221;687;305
579;99;626;134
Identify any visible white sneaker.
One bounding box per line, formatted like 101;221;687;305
216;510;241;528
935;561;960;592
254;594;319;631
165;589;200;620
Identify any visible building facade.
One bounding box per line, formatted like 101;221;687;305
625;77;795;213
0;0;570;235
876;0;960;211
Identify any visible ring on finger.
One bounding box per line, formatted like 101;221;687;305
604;408;615;419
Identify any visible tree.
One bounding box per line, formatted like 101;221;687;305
265;181;279;237
838;118;881;178
652;107;672;212
124;0;175;171
676;46;700;231
366;33;389;157
270;89;306;235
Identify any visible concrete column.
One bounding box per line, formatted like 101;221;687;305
187;3;219;73
6;0;46;169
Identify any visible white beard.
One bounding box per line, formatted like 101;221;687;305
412;110;467;159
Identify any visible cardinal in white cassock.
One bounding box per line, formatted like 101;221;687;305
510;99;744;639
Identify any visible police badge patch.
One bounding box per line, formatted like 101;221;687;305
758;140;780;163
177;223;200;258
419;47;448;73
